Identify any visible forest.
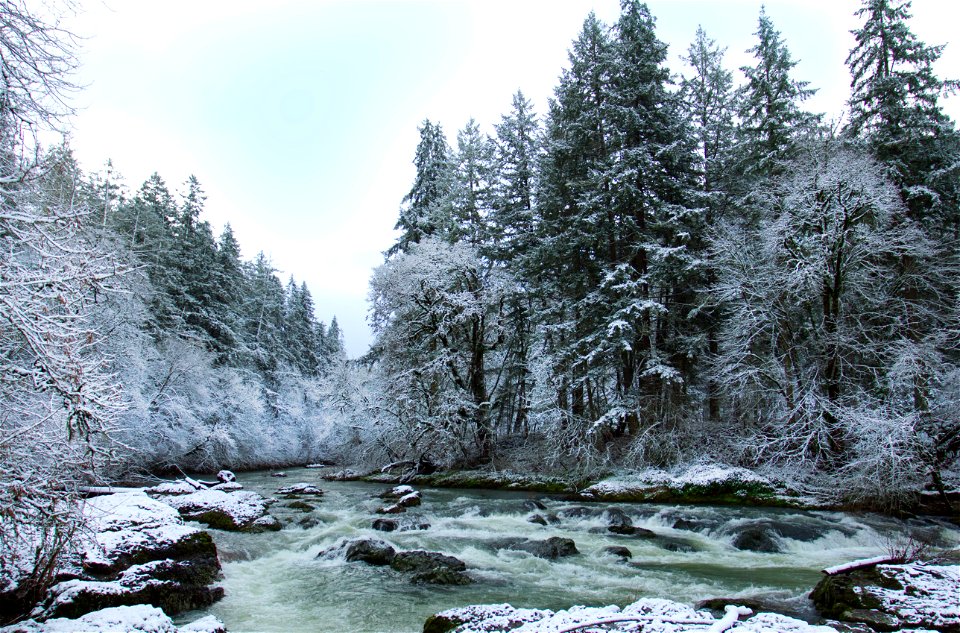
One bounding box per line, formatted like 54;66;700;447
1;0;959;620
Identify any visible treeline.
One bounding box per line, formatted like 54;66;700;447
82;163;346;471
363;0;960;505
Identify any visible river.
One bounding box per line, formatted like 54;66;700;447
176;469;960;633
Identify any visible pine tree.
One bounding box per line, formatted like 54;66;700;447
682;27;737;215
490;90;540;263
681;26;738;421
737;7;818;179
846;0;960;232
390;119;453;254
448;118;495;246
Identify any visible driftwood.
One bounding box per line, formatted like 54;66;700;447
822;555;898;576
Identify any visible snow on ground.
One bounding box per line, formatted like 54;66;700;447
857;563;960;630
0;605;224;633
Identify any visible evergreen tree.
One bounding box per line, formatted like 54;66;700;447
490;90;540;263
737;7;818;179
681;26;738;421
390;119;453;254
448;118;495;246
846;0;960;232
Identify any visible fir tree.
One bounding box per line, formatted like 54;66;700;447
737;7;818;179
390;119;453;255
846;0;960;232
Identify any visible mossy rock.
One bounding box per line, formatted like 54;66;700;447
286;500;315;512
422;613;466;633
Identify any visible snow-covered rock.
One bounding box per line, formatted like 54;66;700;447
158;489;275;531
216;470;236;483
80;492;215;576
144;480;202;496
0;605;225;633
812;560;960;631
17;490;224;622
277;483;323;496
426;598;843;633
579;464;790;506
379;484;416;499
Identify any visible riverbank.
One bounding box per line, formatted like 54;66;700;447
323;462;960;518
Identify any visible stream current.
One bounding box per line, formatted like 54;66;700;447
177;469;960;633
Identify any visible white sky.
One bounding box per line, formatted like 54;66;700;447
62;0;960;357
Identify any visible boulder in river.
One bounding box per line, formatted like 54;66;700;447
602;546;632;561
378;484;416;500
277;483;324;496
156;489;275;532
729;524;781;553
372;515;430;532
423;604;553;633
497;537;579;559
216;470;236;484
390;550;470;585
328;539;397;566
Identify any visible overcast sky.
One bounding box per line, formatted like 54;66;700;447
63;0;960;357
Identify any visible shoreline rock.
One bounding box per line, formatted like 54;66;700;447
12;491;225;626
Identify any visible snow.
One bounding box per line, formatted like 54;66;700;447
84;491;183;531
178;615;226;633
80;491;203;570
822;555;896;575
446;598;845;633
158;489;268;528
144;481;201;496
1;605;225;633
854;563;960;630
581;464;770;497
277;483;323;495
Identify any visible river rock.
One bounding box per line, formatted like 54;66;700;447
286;500;315;512
271;472;287;478
376;503;406;514
277;483;324;496
810;560;960;631
33;559;223;620
22;491;224;622
729;524;781;553
654;536;699;553
157;490;275;532
216;470;236;484
372;515;430;532
498;537;578;559
324;539;396;566
602;546;632;560
390;551;470;585
379;484;416;500
209;482;243;493
397;491;422;507
522;499;548;512
423;604;554;633
390;550;466;573
144;480;201;496
526;513;554;526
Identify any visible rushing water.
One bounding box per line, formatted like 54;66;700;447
176;469;959;633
